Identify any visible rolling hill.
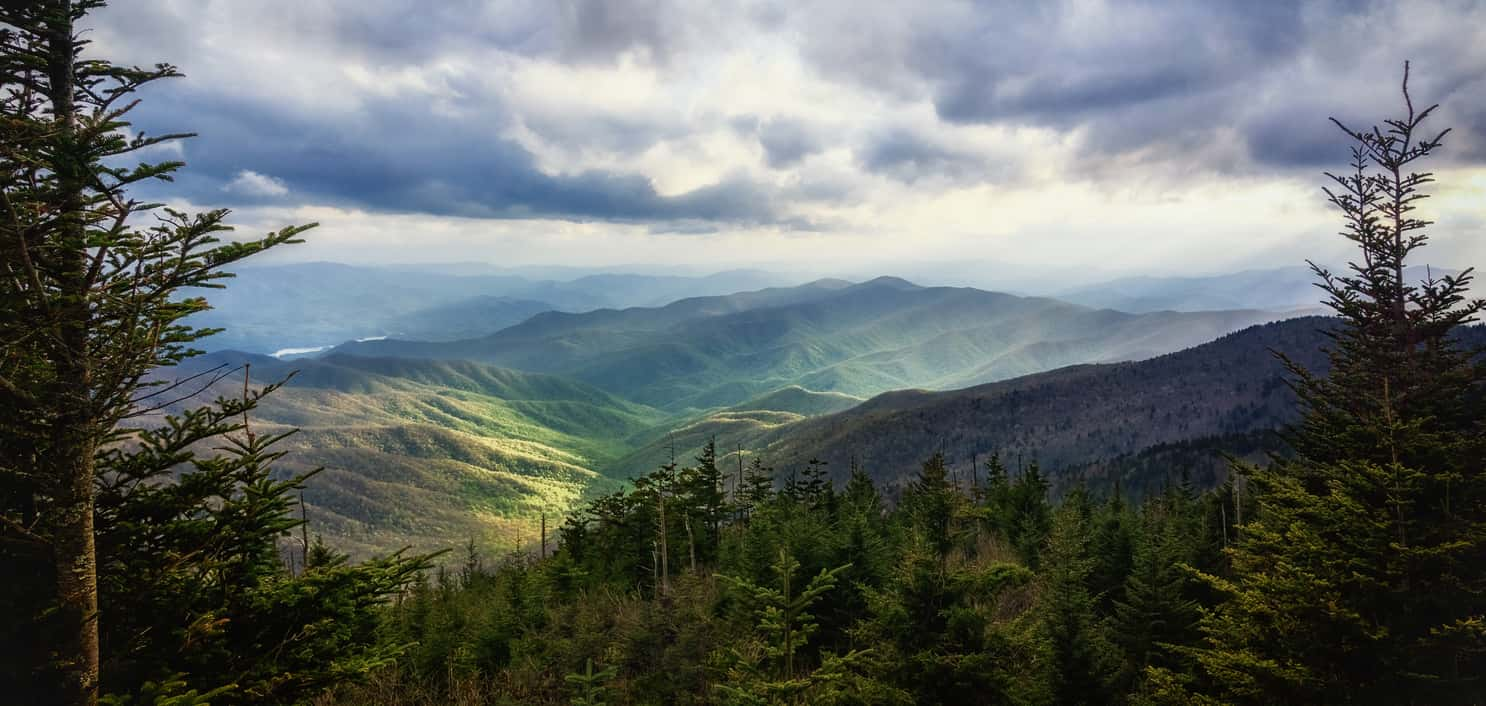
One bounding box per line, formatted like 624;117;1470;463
338;277;1298;413
148;352;665;558
736;318;1486;499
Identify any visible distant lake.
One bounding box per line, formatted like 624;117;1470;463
271;336;388;359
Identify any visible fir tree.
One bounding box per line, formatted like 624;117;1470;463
1088;484;1135;611
1039;503;1117;706
716;549;864;704
679;438;727;563
1008;461;1053;567
1111;511;1198;692
740;456;776;520
0;3;310;703
1177;65;1486;705
565;658;618;706
0;6;434;702
799;457;832;508
902;452;961;569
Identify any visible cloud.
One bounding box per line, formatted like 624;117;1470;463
85;0;1486;273
757;119;824;168
224;170;290;198
120;71;783;225
860;127;1007;184
790;0;1486;172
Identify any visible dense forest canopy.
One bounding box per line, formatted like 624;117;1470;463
3;2;1484;706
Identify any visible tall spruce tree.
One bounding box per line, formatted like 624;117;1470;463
716;549;864;704
0;4;430;703
1173;65;1486;705
679;437;727;563
0;3;306;702
1039;502;1117;706
902;452;961;568
1111;508;1199;694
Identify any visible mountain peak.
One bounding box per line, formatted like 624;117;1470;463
856;275;920;290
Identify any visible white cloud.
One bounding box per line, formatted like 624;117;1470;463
223;170;290;198
89;1;1486;276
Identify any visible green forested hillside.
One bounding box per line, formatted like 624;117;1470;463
339;277;1295;412
153;353;666;557
753;318;1486;494
726;385;864;416
604;318;1325;488
744;317;1338;493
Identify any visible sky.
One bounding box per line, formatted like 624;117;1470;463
90;0;1486;280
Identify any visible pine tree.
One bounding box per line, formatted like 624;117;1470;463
0;4;310;703
679;438;727;563
716;549;864;704
565;658;618;706
902;452;961;568
740;456;776;520
1039;503;1117;706
1177;65;1486;705
1111;512;1198;692
1088;484;1135;611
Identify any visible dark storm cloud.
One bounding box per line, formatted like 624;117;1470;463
96;0;792;225
792;0;1486;171
101;0;1486;230
860;128;1001;184
918;2;1305;123
757;119;824;168
555;0;680;64
128;88;777;224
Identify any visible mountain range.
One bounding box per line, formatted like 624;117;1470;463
159;264;1486;559
611;318;1486;495
188;262;796;354
336;277;1296;413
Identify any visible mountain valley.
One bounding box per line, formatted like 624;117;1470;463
158;275;1405;558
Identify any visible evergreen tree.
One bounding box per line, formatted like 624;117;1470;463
1111;510;1199;693
842;459;884;519
1088;484;1135;611
1039;503;1117;706
565;659;618;706
0;6;433;702
679;438;727;564
799;457;832;509
716;550;864;704
901;452;961;568
1176;65;1486;705
0;4;302;700
743;454;776;502
632;461;681;595
1008;462;1053;567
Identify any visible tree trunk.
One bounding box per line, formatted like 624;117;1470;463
44;3;101;703
657;483;669;596
54;437;99;706
684;514;696;573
